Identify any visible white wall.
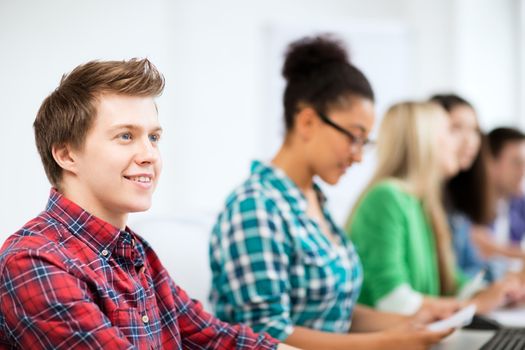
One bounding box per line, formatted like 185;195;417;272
517;0;525;130
454;0;521;130
1;0;522;247
0;0;173;235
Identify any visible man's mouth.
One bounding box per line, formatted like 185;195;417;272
124;175;153;183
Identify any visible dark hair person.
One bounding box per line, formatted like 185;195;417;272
209;35;451;350
479;127;525;272
430;94;495;278
430;95;524;308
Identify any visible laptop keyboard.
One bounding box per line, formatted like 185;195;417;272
480;328;525;349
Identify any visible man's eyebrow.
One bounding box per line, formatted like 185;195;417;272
108;124;163;133
108;124;138;132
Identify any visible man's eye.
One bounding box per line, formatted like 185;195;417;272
120;133;132;140
149;134;161;143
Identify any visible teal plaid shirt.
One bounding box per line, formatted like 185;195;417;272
209;161;363;341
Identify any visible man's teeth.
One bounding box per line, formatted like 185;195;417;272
128;176;151;183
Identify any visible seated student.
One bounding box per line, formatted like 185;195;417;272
209;36;451;350
472;127;525;277
0;59;298;350
347;101;522;317
430;94;494;279
430;98;525;292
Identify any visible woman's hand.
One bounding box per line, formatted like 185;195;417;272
367;301;456;350
376;324;454;350
471;275;523;313
418;296;463;321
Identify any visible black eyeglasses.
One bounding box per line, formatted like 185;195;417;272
317;111;374;153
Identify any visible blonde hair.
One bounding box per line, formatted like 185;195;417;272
350;101;457;295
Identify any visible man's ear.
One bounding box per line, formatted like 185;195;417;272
294;107;319;141
52;143;78;174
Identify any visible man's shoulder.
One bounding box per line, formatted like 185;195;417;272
0;212;67;266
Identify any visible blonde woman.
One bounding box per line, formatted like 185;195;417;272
346;101;520;317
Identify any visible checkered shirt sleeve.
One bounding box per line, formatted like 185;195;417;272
210;192;295;341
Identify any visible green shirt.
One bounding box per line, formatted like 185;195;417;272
347;180;441;307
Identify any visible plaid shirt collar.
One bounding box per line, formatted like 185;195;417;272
45;188;131;260
250;160;328;214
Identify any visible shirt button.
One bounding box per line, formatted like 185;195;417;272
142;314;149;324
101;249;109;257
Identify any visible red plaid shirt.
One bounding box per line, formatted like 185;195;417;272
0;189;278;350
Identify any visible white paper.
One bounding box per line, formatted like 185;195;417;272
427;304;477;332
489;304;525;327
457;270;486;301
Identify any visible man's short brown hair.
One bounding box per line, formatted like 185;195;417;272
34;58;165;188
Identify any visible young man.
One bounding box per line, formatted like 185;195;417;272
489;127;525;247
472;127;525;279
0;59;296;350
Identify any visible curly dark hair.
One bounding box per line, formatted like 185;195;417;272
282;35;374;131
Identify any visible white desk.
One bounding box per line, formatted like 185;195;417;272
432;330;494;350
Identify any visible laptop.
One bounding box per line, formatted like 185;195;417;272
465;315;525;350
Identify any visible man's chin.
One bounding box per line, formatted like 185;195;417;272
127;202;152;213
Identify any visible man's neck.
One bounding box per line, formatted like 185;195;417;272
59;185;128;230
495;188;512;203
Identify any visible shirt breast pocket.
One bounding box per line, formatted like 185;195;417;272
111;306;157;348
299;241;342;302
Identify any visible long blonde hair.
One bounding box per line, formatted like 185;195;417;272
350;101;457;295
